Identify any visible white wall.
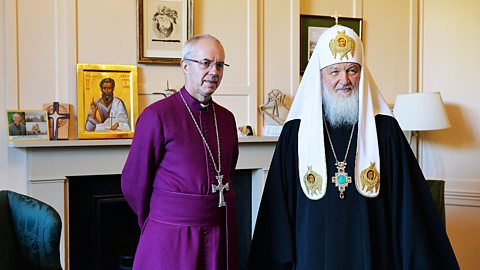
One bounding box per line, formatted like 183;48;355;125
300;0;358;17
194;0;258;129
421;1;480;269
1;0;29;193
363;0;415;102
260;0;300;131
421;0;480;182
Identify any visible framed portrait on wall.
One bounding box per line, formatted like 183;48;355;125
300;15;362;75
76;64;139;139
6;110;50;142
138;0;194;64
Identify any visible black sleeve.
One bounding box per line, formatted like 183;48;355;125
374;115;459;270
247;120;300;270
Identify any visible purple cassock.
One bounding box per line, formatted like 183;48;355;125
122;87;239;270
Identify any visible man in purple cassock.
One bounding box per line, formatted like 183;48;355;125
122;34;239;270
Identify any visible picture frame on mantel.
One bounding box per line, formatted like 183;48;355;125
300;15;363;75
76;64;139;140
6;110;50;142
138;0;194;64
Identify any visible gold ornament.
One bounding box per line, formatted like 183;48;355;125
360;162;380;193
329;30;355;61
303;166;322;196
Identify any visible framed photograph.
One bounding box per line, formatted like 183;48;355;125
300;15;363;74
6;110;50;142
138;0;194;64
77;64;139;139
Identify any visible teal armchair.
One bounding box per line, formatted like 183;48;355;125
0;190;62;270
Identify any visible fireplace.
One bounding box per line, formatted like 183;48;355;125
67;171;252;270
68;174;138;270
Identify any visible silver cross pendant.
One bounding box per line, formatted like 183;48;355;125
211;174;229;207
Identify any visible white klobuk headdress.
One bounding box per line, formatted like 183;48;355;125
287;25;392;200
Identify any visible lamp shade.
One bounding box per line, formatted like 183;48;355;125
393;92;451;131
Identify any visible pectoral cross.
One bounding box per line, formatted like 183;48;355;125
211;174;229;207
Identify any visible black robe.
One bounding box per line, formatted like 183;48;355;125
248;115;459;270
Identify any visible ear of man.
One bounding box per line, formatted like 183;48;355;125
181;60;189;74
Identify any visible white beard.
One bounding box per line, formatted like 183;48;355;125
322;85;359;128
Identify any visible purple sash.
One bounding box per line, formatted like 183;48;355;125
149;189;238;270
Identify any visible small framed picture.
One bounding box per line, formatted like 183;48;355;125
300;15;362;74
138;0;194;64
6;110;50;142
77;64;139;139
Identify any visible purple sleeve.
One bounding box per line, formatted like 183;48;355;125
121;108;164;228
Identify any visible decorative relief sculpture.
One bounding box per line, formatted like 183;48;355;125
259;89;290;125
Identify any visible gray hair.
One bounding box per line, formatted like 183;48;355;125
182;34;222;59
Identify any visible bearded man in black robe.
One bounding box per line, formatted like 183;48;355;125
248;24;459;270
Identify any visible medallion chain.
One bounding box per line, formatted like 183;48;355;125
180;91;229;207
323;118;356;199
323;118;355;164
179;91;221;176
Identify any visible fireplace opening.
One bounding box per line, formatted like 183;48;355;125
68;170;251;270
68;174;139;270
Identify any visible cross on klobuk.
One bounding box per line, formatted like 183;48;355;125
48;102;70;140
211;174;229;207
331;10;341;25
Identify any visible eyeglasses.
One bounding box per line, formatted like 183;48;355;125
184;58;230;70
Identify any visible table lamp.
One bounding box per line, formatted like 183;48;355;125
393;92;451;157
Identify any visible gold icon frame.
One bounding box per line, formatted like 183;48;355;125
77;64;138;139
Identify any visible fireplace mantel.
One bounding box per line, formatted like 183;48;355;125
9;136;278;269
9;136;278;181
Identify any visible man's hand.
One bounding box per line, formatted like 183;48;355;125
90;97;103;123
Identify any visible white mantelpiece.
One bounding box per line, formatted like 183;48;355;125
9;136;278;270
9;136;277;181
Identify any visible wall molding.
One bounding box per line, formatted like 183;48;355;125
445;178;480;207
445;190;480;207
